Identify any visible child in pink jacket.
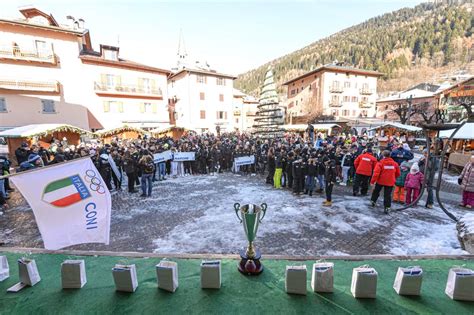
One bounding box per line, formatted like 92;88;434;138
405;163;424;205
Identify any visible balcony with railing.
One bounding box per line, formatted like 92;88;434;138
94;82;163;99
329;85;344;93
0;78;60;93
329;101;343;107
359;88;374;95
359;101;374;108
0;45;57;65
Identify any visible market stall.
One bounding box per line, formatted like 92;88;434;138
368;122;422;148
0;124;90;162
150;126;192;140
439;122;474;170
282;123;341;137
94;125;147;144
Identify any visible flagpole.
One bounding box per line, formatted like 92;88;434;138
0;156;93;180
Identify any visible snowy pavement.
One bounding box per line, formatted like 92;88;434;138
0;173;470;256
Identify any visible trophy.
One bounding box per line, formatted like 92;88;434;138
234;203;267;275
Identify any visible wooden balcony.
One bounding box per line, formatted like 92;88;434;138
0;78;60;93
359;88;374;95
94;82;163;99
329;101;343;107
329;86;343;93
0;46;57;65
359;101;374;108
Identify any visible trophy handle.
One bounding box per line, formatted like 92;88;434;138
259;203;267;222
234;203;242;223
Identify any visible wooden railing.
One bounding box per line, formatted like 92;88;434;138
0;78;59;92
359;88;374;95
329;85;343;93
94;82;162;97
329;101;343;107
0;46;56;64
359;101;374;108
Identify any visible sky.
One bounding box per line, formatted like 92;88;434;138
3;0;424;75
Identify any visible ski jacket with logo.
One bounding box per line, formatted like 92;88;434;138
371;157;400;186
354;152;377;176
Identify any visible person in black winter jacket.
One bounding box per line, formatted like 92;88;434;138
304;154;317;196
292;158;305;194
286;151;295;190
323;159;337;206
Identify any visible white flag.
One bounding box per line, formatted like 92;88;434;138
11;158;111;250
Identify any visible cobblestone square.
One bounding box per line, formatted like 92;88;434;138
0;172;468;256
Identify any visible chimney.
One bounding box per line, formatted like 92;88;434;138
78;18;85;29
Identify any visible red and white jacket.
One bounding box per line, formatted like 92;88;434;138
371;157;401;186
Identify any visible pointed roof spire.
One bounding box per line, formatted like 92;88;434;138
177;29;187;60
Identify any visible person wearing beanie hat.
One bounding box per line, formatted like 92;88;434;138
404;163;424;205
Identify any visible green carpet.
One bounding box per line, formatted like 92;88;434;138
0;252;473;314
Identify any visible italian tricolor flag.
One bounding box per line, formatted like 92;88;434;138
42;175;90;207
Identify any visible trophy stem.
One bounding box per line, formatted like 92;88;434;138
246;242;256;259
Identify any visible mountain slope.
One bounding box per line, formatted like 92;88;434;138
235;1;474;96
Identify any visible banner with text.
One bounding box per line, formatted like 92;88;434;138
173;152;195;161
153;150;173;163
234;155;255;167
10;158;111;250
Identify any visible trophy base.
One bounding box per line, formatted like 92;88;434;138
238;249;263;276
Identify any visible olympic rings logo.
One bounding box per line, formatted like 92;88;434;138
84;169;106;194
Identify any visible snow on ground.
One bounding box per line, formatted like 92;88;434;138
2;172;468;256
149;174;467;256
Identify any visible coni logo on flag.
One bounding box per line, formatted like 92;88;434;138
42;170;105;207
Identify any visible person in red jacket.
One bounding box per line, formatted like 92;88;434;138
352;148;377;196
370;150;401;214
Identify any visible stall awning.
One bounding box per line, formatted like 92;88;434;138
94;125;147;137
368;122;422;132
0;124;90;138
439;122;474;140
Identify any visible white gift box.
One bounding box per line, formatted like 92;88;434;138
61;260;87;289
351;266;377;298
112;264;138;293
393;266;423;296
201;260;221;289
285;265;307;295
0;256;9;282
311;262;334;293
18;258;41;286
445;267;474;301
156;260;178;293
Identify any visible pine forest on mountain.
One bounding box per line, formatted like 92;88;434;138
235;1;474;97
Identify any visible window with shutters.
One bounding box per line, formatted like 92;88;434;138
103;101;123;113
0;98;6;112
143;102;152;113
200;110;206;119
217;111;225;119
196;75;206;84
216;77;225;86
351;96;358;102
106;74;115;89
344;81;350;88
219;94;224;102
41;99;55;113
343;96;350;102
200;92;205;100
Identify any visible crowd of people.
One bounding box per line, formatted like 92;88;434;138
0;126;473;212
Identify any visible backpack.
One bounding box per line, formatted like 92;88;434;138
144;161;154;174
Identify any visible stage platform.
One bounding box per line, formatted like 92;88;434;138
0;248;473;314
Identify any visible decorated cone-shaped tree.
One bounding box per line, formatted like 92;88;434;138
252;68;284;138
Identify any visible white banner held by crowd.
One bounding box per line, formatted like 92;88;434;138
234;155;255;167
10;158;112;250
153;150;173;163
108;155;121;179
173;152;195;161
